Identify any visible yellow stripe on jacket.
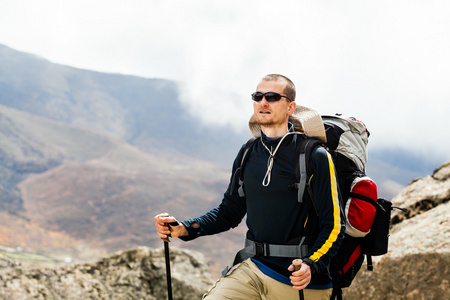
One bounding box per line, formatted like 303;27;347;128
309;151;341;261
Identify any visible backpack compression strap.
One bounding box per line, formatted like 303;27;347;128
348;193;384;271
348;192;377;207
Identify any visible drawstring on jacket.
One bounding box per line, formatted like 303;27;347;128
260;131;300;186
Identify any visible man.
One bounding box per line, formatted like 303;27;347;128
155;74;344;299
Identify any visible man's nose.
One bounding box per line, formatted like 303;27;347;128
259;96;270;105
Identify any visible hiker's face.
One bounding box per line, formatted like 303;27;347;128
253;80;295;129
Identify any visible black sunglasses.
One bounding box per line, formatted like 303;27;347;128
251;92;291;102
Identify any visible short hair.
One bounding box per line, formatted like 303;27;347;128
261;74;296;102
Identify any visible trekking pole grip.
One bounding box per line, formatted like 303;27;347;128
292;259;305;300
293;259;303;271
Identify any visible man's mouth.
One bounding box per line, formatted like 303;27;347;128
260;110;271;114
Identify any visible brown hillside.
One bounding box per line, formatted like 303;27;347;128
19;149;231;252
2;104;241;276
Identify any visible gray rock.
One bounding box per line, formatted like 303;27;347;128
0;246;213;300
391;161;450;224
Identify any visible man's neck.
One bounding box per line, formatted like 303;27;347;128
260;124;290;139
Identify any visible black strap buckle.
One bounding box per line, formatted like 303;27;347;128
254;242;269;256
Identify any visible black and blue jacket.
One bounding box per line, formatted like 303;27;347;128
181;128;345;288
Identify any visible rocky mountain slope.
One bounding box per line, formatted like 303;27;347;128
0;247;213;300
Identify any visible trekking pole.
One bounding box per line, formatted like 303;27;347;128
293;259;305;300
162;236;173;300
160;214;179;300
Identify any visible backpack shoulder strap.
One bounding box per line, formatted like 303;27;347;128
230;137;258;197
294;137;322;203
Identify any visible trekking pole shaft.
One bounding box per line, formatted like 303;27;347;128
299;286;305;300
293;259;305;300
164;240;173;300
159;215;178;300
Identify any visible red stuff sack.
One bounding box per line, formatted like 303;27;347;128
345;176;378;237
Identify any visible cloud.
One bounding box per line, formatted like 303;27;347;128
1;0;449;161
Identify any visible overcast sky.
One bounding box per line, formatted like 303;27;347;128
1;0;449;162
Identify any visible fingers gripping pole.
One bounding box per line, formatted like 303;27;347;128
160;213;179;242
293;259;305;300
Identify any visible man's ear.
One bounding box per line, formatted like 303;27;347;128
287;101;296;115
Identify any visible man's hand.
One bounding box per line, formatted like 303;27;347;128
154;213;188;240
288;260;312;290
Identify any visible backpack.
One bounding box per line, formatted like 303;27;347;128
233;114;405;300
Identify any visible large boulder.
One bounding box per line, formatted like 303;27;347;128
0;246;213;300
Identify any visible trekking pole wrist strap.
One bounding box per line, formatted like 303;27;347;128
302;257;318;275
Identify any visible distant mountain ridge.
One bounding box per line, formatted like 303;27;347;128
0;43;246;164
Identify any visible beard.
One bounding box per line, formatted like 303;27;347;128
255;113;283;127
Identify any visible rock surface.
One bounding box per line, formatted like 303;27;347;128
344;252;449;300
391;161;450;224
0;246;213;300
